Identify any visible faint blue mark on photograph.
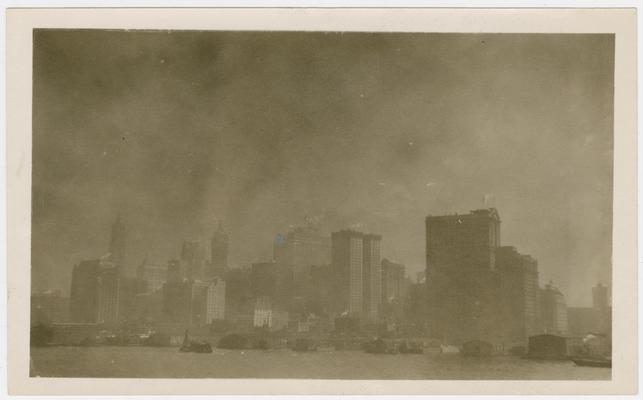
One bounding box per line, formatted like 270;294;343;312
275;233;286;246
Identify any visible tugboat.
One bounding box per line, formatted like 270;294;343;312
179;330;213;353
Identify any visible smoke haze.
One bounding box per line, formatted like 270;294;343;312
32;30;614;306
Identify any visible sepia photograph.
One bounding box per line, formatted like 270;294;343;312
5;7;638;396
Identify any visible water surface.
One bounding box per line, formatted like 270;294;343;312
30;346;611;380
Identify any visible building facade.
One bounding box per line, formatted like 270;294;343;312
253;295;289;331
496;246;540;344
162;279;192;326
70;260;101;323
381;258;406;304
567;282;612;337
96;261;120;325
181;240;205;280
274;225;331;268
539;283;568;335
209;221;229;279
136;259;166;294
331;229;382;322
204;277;226;323
362;234;382;320
425;208;502;345
273;224;331;301
70;259;120;325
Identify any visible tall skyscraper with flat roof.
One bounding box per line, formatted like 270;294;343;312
96;260;120;325
496;246;540;343
331;229;382;321
539;283;568;335
362;233;382;320
425;208;502;344
274;224;331;267
273;224;331;300
332;230;364;317
69;260;101;323
69;258;120;324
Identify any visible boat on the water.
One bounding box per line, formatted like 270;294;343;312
363;338;397;354
571;357;611;368
179;330;213;353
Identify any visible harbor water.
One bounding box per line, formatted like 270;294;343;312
30;346;611;380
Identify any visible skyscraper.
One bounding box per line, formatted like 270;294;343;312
204;277;226;323
273;224;331;299
209;221;229;278
96;260;120;325
332;230;364;317
539;282;568;335
69;260;101;323
69;258;120;324
331;229;382;321
162;279;192;326
136;258;167;294
181;240;205;280
190;278;226;326
117;276;138;324
496;246;540;343
273;224;331;267
592;282;608;310
425;208;502;344
381;258;406;304
567;282;612;337
362;234;382;320
592;282;611;336
166;258;182;283
108;214;126;267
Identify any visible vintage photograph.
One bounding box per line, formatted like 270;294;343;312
28;28;615;381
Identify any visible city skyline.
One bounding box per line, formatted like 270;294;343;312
32;30;613;307
35;207;609;350
37;209;606;309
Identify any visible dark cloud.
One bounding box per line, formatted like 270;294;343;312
32;30;613;306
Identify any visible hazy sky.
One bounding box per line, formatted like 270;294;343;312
32;30;614;306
